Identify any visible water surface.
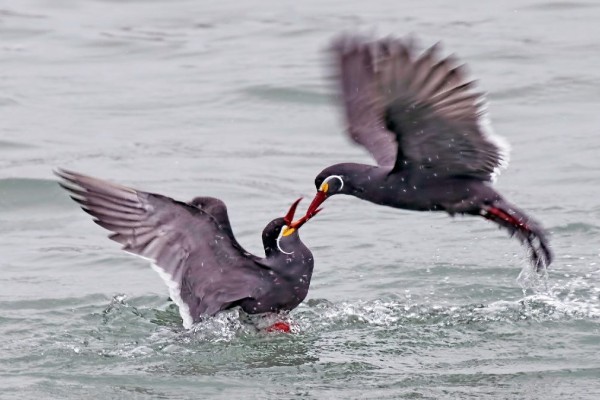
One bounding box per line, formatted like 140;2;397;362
1;0;599;398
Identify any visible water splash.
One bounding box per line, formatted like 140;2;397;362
63;278;600;354
294;289;600;332
516;260;550;292
187;309;256;342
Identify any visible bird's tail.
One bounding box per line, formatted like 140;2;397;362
477;200;553;270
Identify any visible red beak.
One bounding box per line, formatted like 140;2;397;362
305;190;328;219
283;197;322;230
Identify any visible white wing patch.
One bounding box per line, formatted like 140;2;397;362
123;250;194;330
477;99;511;182
150;263;194;329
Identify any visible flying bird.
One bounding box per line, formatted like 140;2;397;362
56;169;320;332
306;35;552;269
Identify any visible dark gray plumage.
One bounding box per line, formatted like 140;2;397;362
56;169;316;329
307;35;552;269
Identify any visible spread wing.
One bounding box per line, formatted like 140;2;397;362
377;37;509;180
188;196;258;261
332;35;398;167
56;169;269;328
332;35;509;181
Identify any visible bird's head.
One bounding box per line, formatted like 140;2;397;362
306;168;347;217
263;198;322;256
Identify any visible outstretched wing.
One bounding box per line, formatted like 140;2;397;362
56;169;268;328
331;35;398;167
376;37;509;180
188;196;258;260
332;34;509;181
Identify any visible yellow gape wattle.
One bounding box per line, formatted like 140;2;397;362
320;182;329;192
282;226;296;237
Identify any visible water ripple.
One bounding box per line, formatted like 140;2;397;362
242;84;330;105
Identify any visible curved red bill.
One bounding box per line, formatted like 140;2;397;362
283;197;323;230
306;190;328;219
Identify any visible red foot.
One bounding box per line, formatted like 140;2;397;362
265;321;291;333
487;206;529;231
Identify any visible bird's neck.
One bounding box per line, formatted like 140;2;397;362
340;165;393;197
343;167;424;208
269;240;314;278
260;236;313;285
261;233;307;259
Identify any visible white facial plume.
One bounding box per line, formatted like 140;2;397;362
321;175;344;192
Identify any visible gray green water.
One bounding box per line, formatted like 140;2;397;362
1;0;600;398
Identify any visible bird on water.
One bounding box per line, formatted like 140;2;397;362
306;35;552;269
56;169;320;332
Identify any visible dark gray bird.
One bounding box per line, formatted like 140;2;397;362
56;169;320;331
306;35;552;269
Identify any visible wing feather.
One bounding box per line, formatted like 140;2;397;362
331;35;397;167
332;34;510;181
56;169;267;328
376;37;509;180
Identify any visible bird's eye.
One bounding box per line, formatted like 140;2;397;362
315;177;324;190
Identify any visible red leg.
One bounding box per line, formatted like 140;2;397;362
265;321;292;333
484;206;530;231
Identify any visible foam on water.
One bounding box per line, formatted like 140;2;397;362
84;275;600;346
3;271;600;398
